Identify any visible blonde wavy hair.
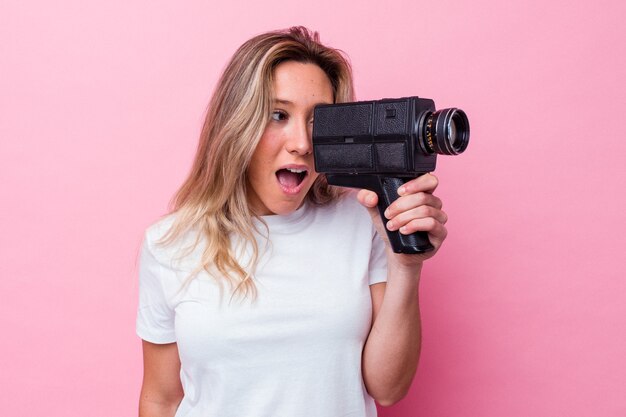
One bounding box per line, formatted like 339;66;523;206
161;26;355;299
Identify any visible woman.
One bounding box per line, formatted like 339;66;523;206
137;26;448;417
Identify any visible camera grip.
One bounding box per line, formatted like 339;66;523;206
378;177;434;254
325;174;434;254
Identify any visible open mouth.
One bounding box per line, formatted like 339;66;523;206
276;167;308;189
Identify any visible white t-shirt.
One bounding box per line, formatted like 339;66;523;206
136;192;388;417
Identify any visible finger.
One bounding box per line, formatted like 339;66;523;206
384;192;443;219
386;207;448;231
398;173;439;196
355;190;391;246
397;217;448;243
424;222;448;250
357;189;379;208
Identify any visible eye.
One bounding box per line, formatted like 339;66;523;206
271;110;288;122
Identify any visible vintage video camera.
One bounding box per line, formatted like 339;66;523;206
312;96;470;254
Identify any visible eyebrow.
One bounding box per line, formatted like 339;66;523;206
273;98;333;106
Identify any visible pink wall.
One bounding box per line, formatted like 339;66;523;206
1;0;625;416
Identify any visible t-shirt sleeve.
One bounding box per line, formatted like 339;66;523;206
136;235;177;344
368;229;388;285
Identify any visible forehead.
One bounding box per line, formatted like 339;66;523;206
271;61;334;103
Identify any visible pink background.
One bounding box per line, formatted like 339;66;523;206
1;0;625;416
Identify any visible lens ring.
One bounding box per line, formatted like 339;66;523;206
450;111;469;154
417;111;435;154
433;108;469;155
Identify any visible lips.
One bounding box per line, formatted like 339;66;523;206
275;166;309;194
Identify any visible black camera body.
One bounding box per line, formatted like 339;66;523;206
312;96;469;254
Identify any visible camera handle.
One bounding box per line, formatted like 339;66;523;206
326;174;435;254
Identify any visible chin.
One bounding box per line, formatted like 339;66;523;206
267;197;307;216
249;178;315;216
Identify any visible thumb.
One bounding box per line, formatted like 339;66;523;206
356;188;379;212
356;189;387;236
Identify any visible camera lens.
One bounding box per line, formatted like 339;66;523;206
422;108;470;155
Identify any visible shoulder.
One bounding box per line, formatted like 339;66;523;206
323;190;372;221
142;213;202;271
338;189;366;210
309;190;376;235
143;214;176;257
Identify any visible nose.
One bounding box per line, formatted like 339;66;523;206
285;119;312;156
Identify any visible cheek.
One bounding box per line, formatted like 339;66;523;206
254;132;282;162
248;158;271;185
249;138;274;173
